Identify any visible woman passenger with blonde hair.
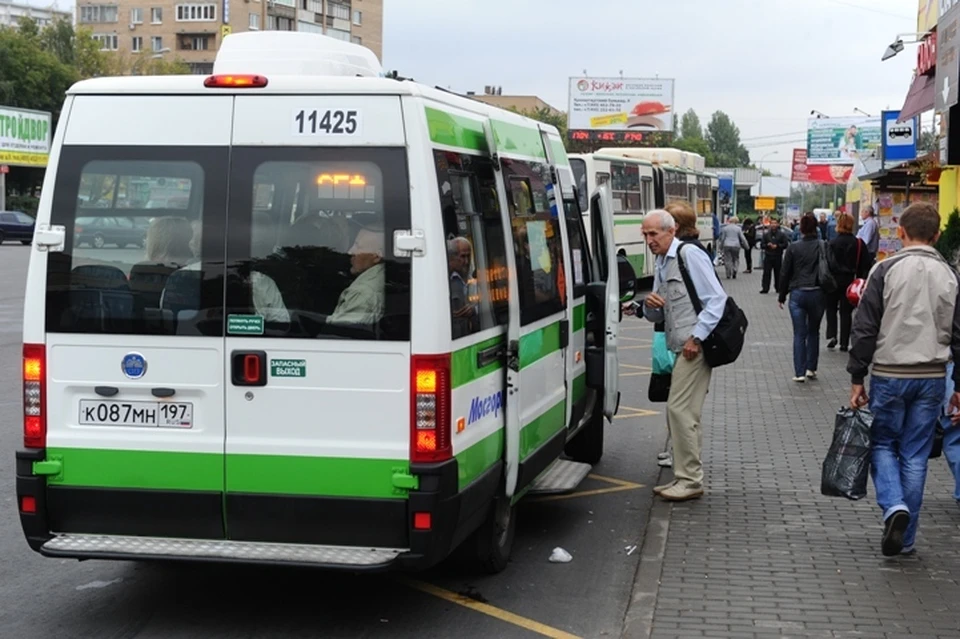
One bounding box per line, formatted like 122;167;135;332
664;201;710;256
145;216;194;266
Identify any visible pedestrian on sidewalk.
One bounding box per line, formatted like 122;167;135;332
760;218;789;294
742;218;757;274
856;205;880;269
940;361;960;510
719;216;749;280
848;201;960;557
641;209;728;502
825;213;869;352
779;213;825;382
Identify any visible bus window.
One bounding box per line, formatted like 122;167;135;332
570;158;588;212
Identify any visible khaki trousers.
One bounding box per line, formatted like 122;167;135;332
666;351;712;488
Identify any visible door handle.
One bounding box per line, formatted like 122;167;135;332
231;351;267;386
477;342;506;368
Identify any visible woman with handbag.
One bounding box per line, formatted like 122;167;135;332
779;213;827;382
825;213;870;352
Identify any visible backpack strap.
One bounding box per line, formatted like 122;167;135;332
675;242;722;316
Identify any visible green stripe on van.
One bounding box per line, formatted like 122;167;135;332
226;455;404;499
491;120;547;160
573;304;585;332
457;429;504;491
45;448;405;499
426;107;488;152
451;334;505;388
572;373;586;404
45;447;222;491
520;401;566;459
519;321;561;369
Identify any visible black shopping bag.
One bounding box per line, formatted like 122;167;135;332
821;408;872;500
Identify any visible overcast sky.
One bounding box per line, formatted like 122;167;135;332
383;0;921;176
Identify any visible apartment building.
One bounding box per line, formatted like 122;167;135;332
75;0;382;75
1;1;72;28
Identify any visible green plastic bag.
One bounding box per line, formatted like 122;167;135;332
652;324;676;375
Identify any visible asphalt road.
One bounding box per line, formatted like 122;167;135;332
0;245;664;639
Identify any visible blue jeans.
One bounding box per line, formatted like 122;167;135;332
941;362;960;501
788;289;824;377
870;375;945;549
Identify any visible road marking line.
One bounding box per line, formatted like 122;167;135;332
619;363;651;370
614;408;659;419
617;344;651;350
528;473;645;503
619;372;651;377
402;579;582;639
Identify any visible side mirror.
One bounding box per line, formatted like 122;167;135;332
617;254;638;303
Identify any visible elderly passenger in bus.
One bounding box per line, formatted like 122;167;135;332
448;236;476;336
327;224;386;326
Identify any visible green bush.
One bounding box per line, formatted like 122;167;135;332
5;195;39;216
937;208;960;265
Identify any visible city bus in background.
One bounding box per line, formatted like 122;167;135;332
569;148;718;278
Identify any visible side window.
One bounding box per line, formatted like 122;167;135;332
434;151;509;340
503;158;566;326
641;178;653;213
223;148;412;341
45;149;223;337
564;199;591;298
591;193;610;283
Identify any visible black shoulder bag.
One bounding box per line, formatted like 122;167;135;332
675;243;749;368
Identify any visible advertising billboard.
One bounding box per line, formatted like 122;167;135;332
717;173;735;218
567;77;675;132
0;106;52;168
791;148;854;184
806;116;882;165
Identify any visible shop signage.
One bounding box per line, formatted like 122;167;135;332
919;31;937;75
936;1;960;112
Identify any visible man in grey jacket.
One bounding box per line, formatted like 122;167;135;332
719;217;750;280
848;202;960;556
642;210;728;502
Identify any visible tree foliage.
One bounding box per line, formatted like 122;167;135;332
1;17;189;194
706;111;750;167
936;208;960;264
679;109;703;140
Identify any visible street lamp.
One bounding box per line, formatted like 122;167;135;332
853;108;873;117
810;110;830;119
882;33;925;61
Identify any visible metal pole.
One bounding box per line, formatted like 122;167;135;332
0;171;5;212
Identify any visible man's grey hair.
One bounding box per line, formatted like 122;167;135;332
645;209;676;231
447;236;470;258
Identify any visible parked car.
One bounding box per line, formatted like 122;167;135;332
0;211;36;245
75;216;151;249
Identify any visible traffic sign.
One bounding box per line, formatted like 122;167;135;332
0;165;8;174
755;197;776;211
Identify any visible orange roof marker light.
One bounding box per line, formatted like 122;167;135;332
203;74;268;89
316;174;367;186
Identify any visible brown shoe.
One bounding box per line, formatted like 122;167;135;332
659;484;704;501
653;481;677;495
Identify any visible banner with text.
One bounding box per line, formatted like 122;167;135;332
806;116;882;165
0;106;51;168
568;77;675;132
791;148;853;184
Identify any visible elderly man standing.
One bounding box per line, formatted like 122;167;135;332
642;209;728;501
857;205;880;268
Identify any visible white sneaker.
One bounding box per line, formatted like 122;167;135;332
657;451;671;460
792;376;806;383
657;457;673;468
806;370;817;380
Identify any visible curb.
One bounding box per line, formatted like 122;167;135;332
620;458;672;638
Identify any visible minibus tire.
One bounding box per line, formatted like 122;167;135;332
472;490;516;574
564;406;604;464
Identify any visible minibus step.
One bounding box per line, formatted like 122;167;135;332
527;460;592;495
41;534;405;567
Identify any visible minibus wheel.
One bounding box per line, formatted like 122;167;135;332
472;489;516;574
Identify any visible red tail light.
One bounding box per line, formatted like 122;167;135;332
20;495;37;514
23;344;46;449
204;74;268;89
243;354;261;384
410;354;451;463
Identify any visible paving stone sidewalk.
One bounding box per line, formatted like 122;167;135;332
624;261;960;639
